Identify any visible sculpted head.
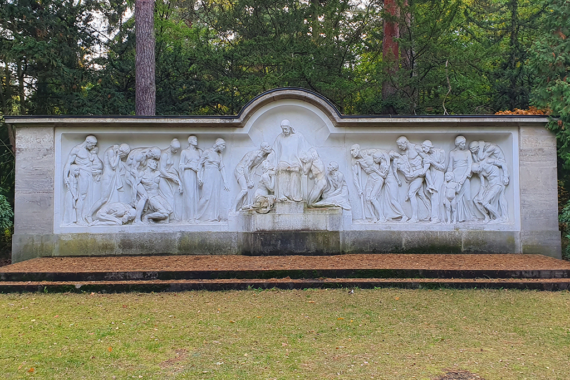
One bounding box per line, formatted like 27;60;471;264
299;151;311;164
280;120;293;136
119;144;131;159
147;147;162;160
260;142;272;154
70;164;80;177
147;158;158;170
170;139;181;154
469;141;480;154
396;136;409;151
91;146;99;155
125;207;137;223
388;150;400;160
214;138;226;152
350;144;361;158
262;159;274;172
445;172;454;182
188;135;198;147
327;161;339;173
421;140;434;154
455;136;467;150
373;152;384;164
471;162;481;174
85;135;98;150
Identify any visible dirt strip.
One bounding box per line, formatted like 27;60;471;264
1;254;569;273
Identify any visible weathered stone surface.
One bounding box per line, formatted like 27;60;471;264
6;90;562;261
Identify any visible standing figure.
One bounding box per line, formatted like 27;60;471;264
418;140;446;223
63;165;80;224
135;158;173;224
396;136;431;223
300;149;328;207
232;142;273;211
63;135;98;225
272;120;311;202
197;138;229;222
179;135;202;222
350;144;390;222
314;162;351;210
88;143;131;218
443;172;461;224
447;136;475;222
252;160;276;214
385;151;409;222
159;139;183;219
472;160;509;223
125;147;162;204
469;140;509;219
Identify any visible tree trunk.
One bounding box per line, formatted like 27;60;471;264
382;0;400;104
135;0;156;116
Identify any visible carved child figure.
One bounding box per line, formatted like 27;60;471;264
64;164;80;224
252;160;276;214
443;172;461;224
93;202;136;226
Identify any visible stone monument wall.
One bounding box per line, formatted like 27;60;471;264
7;89;561;262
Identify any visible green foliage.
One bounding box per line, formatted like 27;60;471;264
529;0;570;173
558;199;570;259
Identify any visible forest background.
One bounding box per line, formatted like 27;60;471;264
0;0;569;258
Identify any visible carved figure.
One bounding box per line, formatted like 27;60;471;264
314;162;351;210
472;160;509;223
159;139;183;219
93;202;136;226
179;135;202;222
396;136;431;223
469;140;509;219
350;144;390;222
300;149;328;207
135;158;173;224
90;147;103;182
443;172;461;224
88;144;131;218
232;142;273;211
197;138;229;222
252;160;276;214
63;135;98;225
447;136;475;222
125;147;162;204
272;120;310;202
418;140;446;223
63;164;80;224
385;151;409;222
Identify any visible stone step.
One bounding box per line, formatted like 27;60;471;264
1;277;570;292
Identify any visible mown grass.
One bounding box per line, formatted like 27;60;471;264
1;288;569;379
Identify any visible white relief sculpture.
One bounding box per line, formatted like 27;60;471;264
417;140;446;223
272;120;311;202
63;164;80;224
300;148;328;207
313;161;351;210
446;136;476;222
350;144;391;222
469;140;510;219
93;202;136;226
251;160;276;214
385;151;409;222
396;136;431;223
159;139;183;220
472;160;509;223
125;147;162;204
443;172;461;224
135;158;173;224
88;144;131;220
63;135;98;225
197;138;229;222
179;135;203;222
232;142;273;211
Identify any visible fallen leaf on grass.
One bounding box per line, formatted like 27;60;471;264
337;317;344;320
108;347;113;352
308;301;315;303
230;320;235;323
28;368;34;373
394;297;400;301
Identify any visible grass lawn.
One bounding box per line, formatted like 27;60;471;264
1;288;569;379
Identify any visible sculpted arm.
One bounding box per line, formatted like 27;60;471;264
220;157;229;191
108;147;120;170
430;150;447;171
197;153;206;186
179;150;188;173
159;152;180;185
352;161;362;195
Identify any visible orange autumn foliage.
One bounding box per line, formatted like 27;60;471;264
495;106;550;115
